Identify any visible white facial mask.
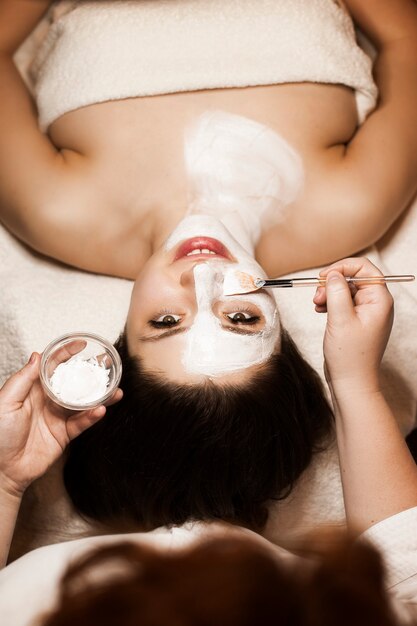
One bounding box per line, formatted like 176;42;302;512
165;215;281;376
185;111;304;248
181;263;280;376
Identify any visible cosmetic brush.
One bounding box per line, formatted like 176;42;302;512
223;271;415;296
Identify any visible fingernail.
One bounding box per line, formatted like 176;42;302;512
28;353;36;364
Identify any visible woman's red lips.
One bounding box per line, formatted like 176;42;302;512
174;237;232;261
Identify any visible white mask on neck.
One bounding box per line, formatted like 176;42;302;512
185;111;304;248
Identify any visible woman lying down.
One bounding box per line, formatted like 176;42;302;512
0;0;416;575
0;258;417;625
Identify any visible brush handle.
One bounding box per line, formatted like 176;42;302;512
256;275;415;288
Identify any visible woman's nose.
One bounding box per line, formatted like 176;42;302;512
180;264;223;306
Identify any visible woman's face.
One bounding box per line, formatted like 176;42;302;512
126;216;281;384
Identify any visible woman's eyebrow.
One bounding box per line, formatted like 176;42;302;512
224;327;263;337
138;326;261;343
137;327;190;343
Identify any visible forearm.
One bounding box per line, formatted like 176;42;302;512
0;53;60;238
0;486;22;568
0;0;53;54
344;0;417;48
330;382;417;534
0;0;64;234
331;0;417;248
345;37;417;214
0;51;39;137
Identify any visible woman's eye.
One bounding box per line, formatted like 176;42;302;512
226;312;260;325
150;314;181;328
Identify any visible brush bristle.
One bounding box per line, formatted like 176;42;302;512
223;271;259;296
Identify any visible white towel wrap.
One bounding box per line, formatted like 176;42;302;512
17;0;378;131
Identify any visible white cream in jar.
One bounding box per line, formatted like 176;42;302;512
50;356;110;405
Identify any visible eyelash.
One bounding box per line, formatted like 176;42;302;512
149;308;261;328
225;310;260;325
149;311;182;328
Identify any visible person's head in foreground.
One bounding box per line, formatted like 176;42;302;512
64;216;333;530
42;533;398;626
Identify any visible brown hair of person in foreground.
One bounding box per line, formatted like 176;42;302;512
41;534;401;626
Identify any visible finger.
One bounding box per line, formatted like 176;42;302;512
313;285;326;305
0;353;41;404
314;282;357;308
65;389;123;440
319;258;388;309
319;257;383;281
66;405;107;440
103;388;123;407
313;285;327;312
47;340;87;373
325;271;355;326
96;353;112;368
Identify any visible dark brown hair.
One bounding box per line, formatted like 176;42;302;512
42;534;399;626
64;330;333;530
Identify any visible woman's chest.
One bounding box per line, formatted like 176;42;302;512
51;82;357;220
